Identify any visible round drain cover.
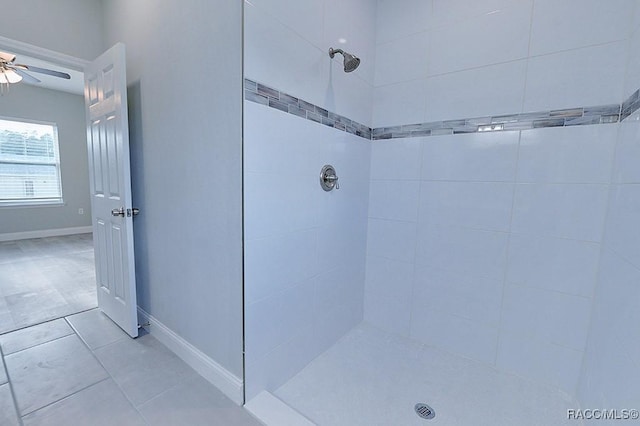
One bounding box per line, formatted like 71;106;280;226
415;403;435;420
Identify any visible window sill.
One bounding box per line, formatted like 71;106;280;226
0;200;65;209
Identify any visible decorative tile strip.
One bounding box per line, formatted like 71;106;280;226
371;104;622;140
244;79;640;142
244;79;372;140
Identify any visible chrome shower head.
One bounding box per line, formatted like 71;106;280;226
329;48;361;73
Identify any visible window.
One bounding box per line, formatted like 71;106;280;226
0;118;63;206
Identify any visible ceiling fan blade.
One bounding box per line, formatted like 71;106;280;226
8;66;41;84
16;64;71;79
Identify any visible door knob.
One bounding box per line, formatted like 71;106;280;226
111;207;125;217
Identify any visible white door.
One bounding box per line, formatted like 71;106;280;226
84;43;138;338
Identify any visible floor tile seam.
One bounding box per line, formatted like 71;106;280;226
63;316;150;424
18;377;112;418
0;343;26;426
1;331;75;357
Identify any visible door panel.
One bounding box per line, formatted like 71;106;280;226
85;43;138;337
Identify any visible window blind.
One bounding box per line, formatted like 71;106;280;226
0;118;63;205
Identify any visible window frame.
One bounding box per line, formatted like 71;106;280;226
0;115;65;208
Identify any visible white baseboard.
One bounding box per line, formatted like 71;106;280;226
137;307;244;405
0;226;93;242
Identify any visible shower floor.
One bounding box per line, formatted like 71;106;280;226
273;323;580;426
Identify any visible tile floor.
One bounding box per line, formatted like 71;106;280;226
0;309;262;425
0;234;97;334
274;322;582;426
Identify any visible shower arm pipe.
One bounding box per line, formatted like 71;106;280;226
328;48;345;58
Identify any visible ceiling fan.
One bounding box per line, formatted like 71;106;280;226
0;50;71;86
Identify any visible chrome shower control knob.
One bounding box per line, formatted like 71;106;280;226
320;165;340;191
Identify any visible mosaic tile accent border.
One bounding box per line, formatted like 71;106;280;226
244;79;372;140
244;79;640;141
372;105;621;140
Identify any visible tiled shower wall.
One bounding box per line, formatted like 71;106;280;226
373;0;633;127
243;0;374;400
577;12;640;410
364;0;638;396
245;0;640;405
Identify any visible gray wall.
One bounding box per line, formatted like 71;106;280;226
0;84;91;234
0;0;104;60
102;0;244;379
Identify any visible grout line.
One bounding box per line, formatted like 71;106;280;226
494;129;523;366
0;340;23;426
2;332;75;357
19;377;111;418
61;316;151;425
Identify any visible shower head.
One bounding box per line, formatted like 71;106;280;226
329;48;360;73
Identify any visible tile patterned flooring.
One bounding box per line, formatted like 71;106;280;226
0;234;97;334
0;310;261;425
0;235;261;425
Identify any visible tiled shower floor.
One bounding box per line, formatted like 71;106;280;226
274;323;580;426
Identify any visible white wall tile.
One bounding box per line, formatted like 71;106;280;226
419;181;515;232
244;102;324;175
421;132;520;182
248;0;325;48
317;219;367;272
322;130;373;181
626;22;640;96
245;281;314;360
511;183;609;242
424;60;527;122
518;125;617;184
244;172;319;239
244;3;326;109
364;256;414;336
412;265;503;327
431;0;524;27
244;323;319;400
501;285;592;351
313;264;365;351
427;1;532;76
368;180;420;221
625;29;640;96
366;219;417;263
370;137;424;181
613;118;640;184
529;0;634;56
605;184;640;269
415;225;509;281
497;332;583;394
507;233;600;298
372;81;427;128
523;42;627;112
244;230;318;304
325;55;374;127
375;31;429;86
375;0;433;45
581;250;640;407
324;0;377;85
410;308;499;364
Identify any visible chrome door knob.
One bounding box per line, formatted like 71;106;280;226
111;207;125;217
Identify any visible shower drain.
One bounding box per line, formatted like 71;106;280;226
415;403;436;420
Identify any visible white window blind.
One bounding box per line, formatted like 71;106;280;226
0;118;63;206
